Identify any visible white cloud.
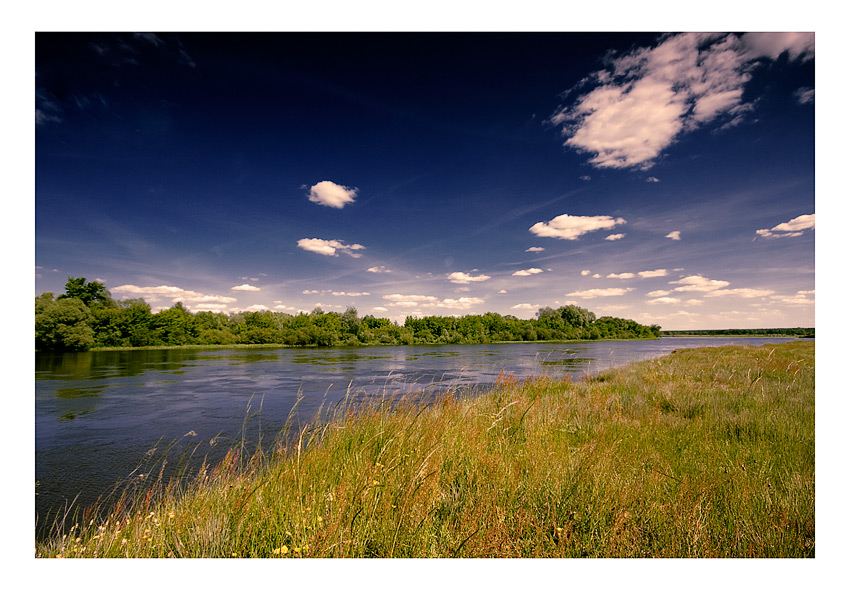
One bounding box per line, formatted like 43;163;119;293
646;176;660;183
669;275;730;292
666;231;681;241
367;266;391;273
639;269;668;278
112;284;237;304
244;304;270;312
704;288;775;299
511;303;539;310
581;270;592;276
756;214;815;239
498;289;507;294
297;238;366;257
739;32;814;62
605;233;625;241
647;297;680;305
794;87;815;105
306;180;358;208
770;290;815;305
513;268;544;277
566;287;634;298
447;271;491;284
382;293;483;310
372;306;388;312
647;290;671;297
231;284;260;291
550;33;814;170
332;291;370;297
529;214;626;240
525;247;545;252
607;272;634;279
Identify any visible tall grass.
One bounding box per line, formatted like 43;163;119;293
36;341;814;558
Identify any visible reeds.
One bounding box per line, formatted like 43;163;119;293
35;341;814;558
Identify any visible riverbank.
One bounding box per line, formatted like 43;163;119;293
36;341;814;558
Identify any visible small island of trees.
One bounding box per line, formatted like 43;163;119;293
36;277;662;352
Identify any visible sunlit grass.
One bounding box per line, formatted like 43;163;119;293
36;341;814;558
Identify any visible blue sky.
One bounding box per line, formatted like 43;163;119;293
34;31;816;329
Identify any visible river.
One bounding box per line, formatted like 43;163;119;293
35;337;799;528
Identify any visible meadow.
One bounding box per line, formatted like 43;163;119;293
36;341;814;558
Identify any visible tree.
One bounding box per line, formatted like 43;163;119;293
35;295;95;351
58;277;115;308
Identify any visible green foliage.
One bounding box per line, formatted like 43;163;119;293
36;282;659;350
35;294;95;351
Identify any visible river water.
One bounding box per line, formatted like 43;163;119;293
35;337;799;527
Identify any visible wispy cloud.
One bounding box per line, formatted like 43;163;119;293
639;269;668;278
297;238;366;257
607;272;634;279
704;288;775;299
550;33;814;169
447;271;491;284
666;231;681;241
525;247;545;252
605;233;625;241
647;296;680;305
305;181;358;208
530;214;626;240
770;290;815;305
231;284;260;291
794;87;815;105
755;214;815;239
367;266;391;273
566;287;634;298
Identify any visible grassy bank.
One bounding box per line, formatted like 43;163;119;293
36;341;814;558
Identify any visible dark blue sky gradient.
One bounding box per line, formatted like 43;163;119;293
35;32;815;329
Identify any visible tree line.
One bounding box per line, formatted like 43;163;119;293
35;277;662;352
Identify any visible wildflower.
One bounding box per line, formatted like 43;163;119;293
272;545;289;555
168;512;175;519
372;480;380;486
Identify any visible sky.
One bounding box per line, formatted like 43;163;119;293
34;31;816;330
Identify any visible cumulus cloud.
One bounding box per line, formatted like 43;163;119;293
112;284;237;304
566;287;634;298
669;275;730;292
332;291;370;297
666;231;681;241
529;214;626;240
647;290;671;297
383;294;484;310
607;272;634;279
549;33;814;169
605;233;625;241
647;297;681;305
639;269;668;278
447;271;492;284
367;266;391;273
297;238;366;257
513;268;544;277
525;247;545;252
581;270;592;276
306;180;358;208
231;284;260;291
756;214;815;239
511;303;539;310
